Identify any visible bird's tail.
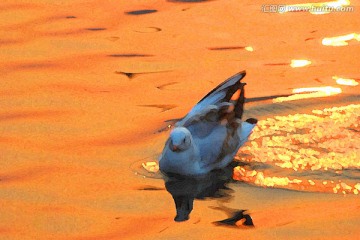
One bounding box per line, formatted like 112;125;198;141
238;121;257;147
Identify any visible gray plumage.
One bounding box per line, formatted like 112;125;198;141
159;71;257;176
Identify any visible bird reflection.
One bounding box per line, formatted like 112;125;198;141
163;163;253;225
213;208;254;227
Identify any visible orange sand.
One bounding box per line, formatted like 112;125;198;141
0;0;359;239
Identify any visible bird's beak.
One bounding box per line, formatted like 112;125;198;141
171;145;179;152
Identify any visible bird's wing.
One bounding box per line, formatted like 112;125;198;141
190;119;256;172
180;75;253;171
176;71;246;127
184;103;232;138
179;102;240;170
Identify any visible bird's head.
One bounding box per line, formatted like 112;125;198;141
169;127;192;152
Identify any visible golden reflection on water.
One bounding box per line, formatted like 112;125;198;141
322;33;360;46
234;104;360;195
290;59;312;68
142;161;159;173
333;76;359;86
245;46;254;52
273;86;342;103
292;86;342;94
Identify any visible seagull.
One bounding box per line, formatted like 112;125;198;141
159;71;257;176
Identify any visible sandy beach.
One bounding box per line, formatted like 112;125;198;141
1;0;359;239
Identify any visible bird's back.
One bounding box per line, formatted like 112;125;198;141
159;72;257;176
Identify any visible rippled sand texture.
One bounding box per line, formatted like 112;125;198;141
1;0;360;239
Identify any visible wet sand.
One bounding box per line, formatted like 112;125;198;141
1;0;359;239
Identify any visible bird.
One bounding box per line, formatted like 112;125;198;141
159;71;257;176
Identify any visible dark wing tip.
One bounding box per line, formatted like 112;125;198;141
197;71;247;104
238;70;246;77
245;118;258;124
229;71;247;82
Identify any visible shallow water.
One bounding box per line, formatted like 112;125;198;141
235;103;360;195
1;0;360;239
